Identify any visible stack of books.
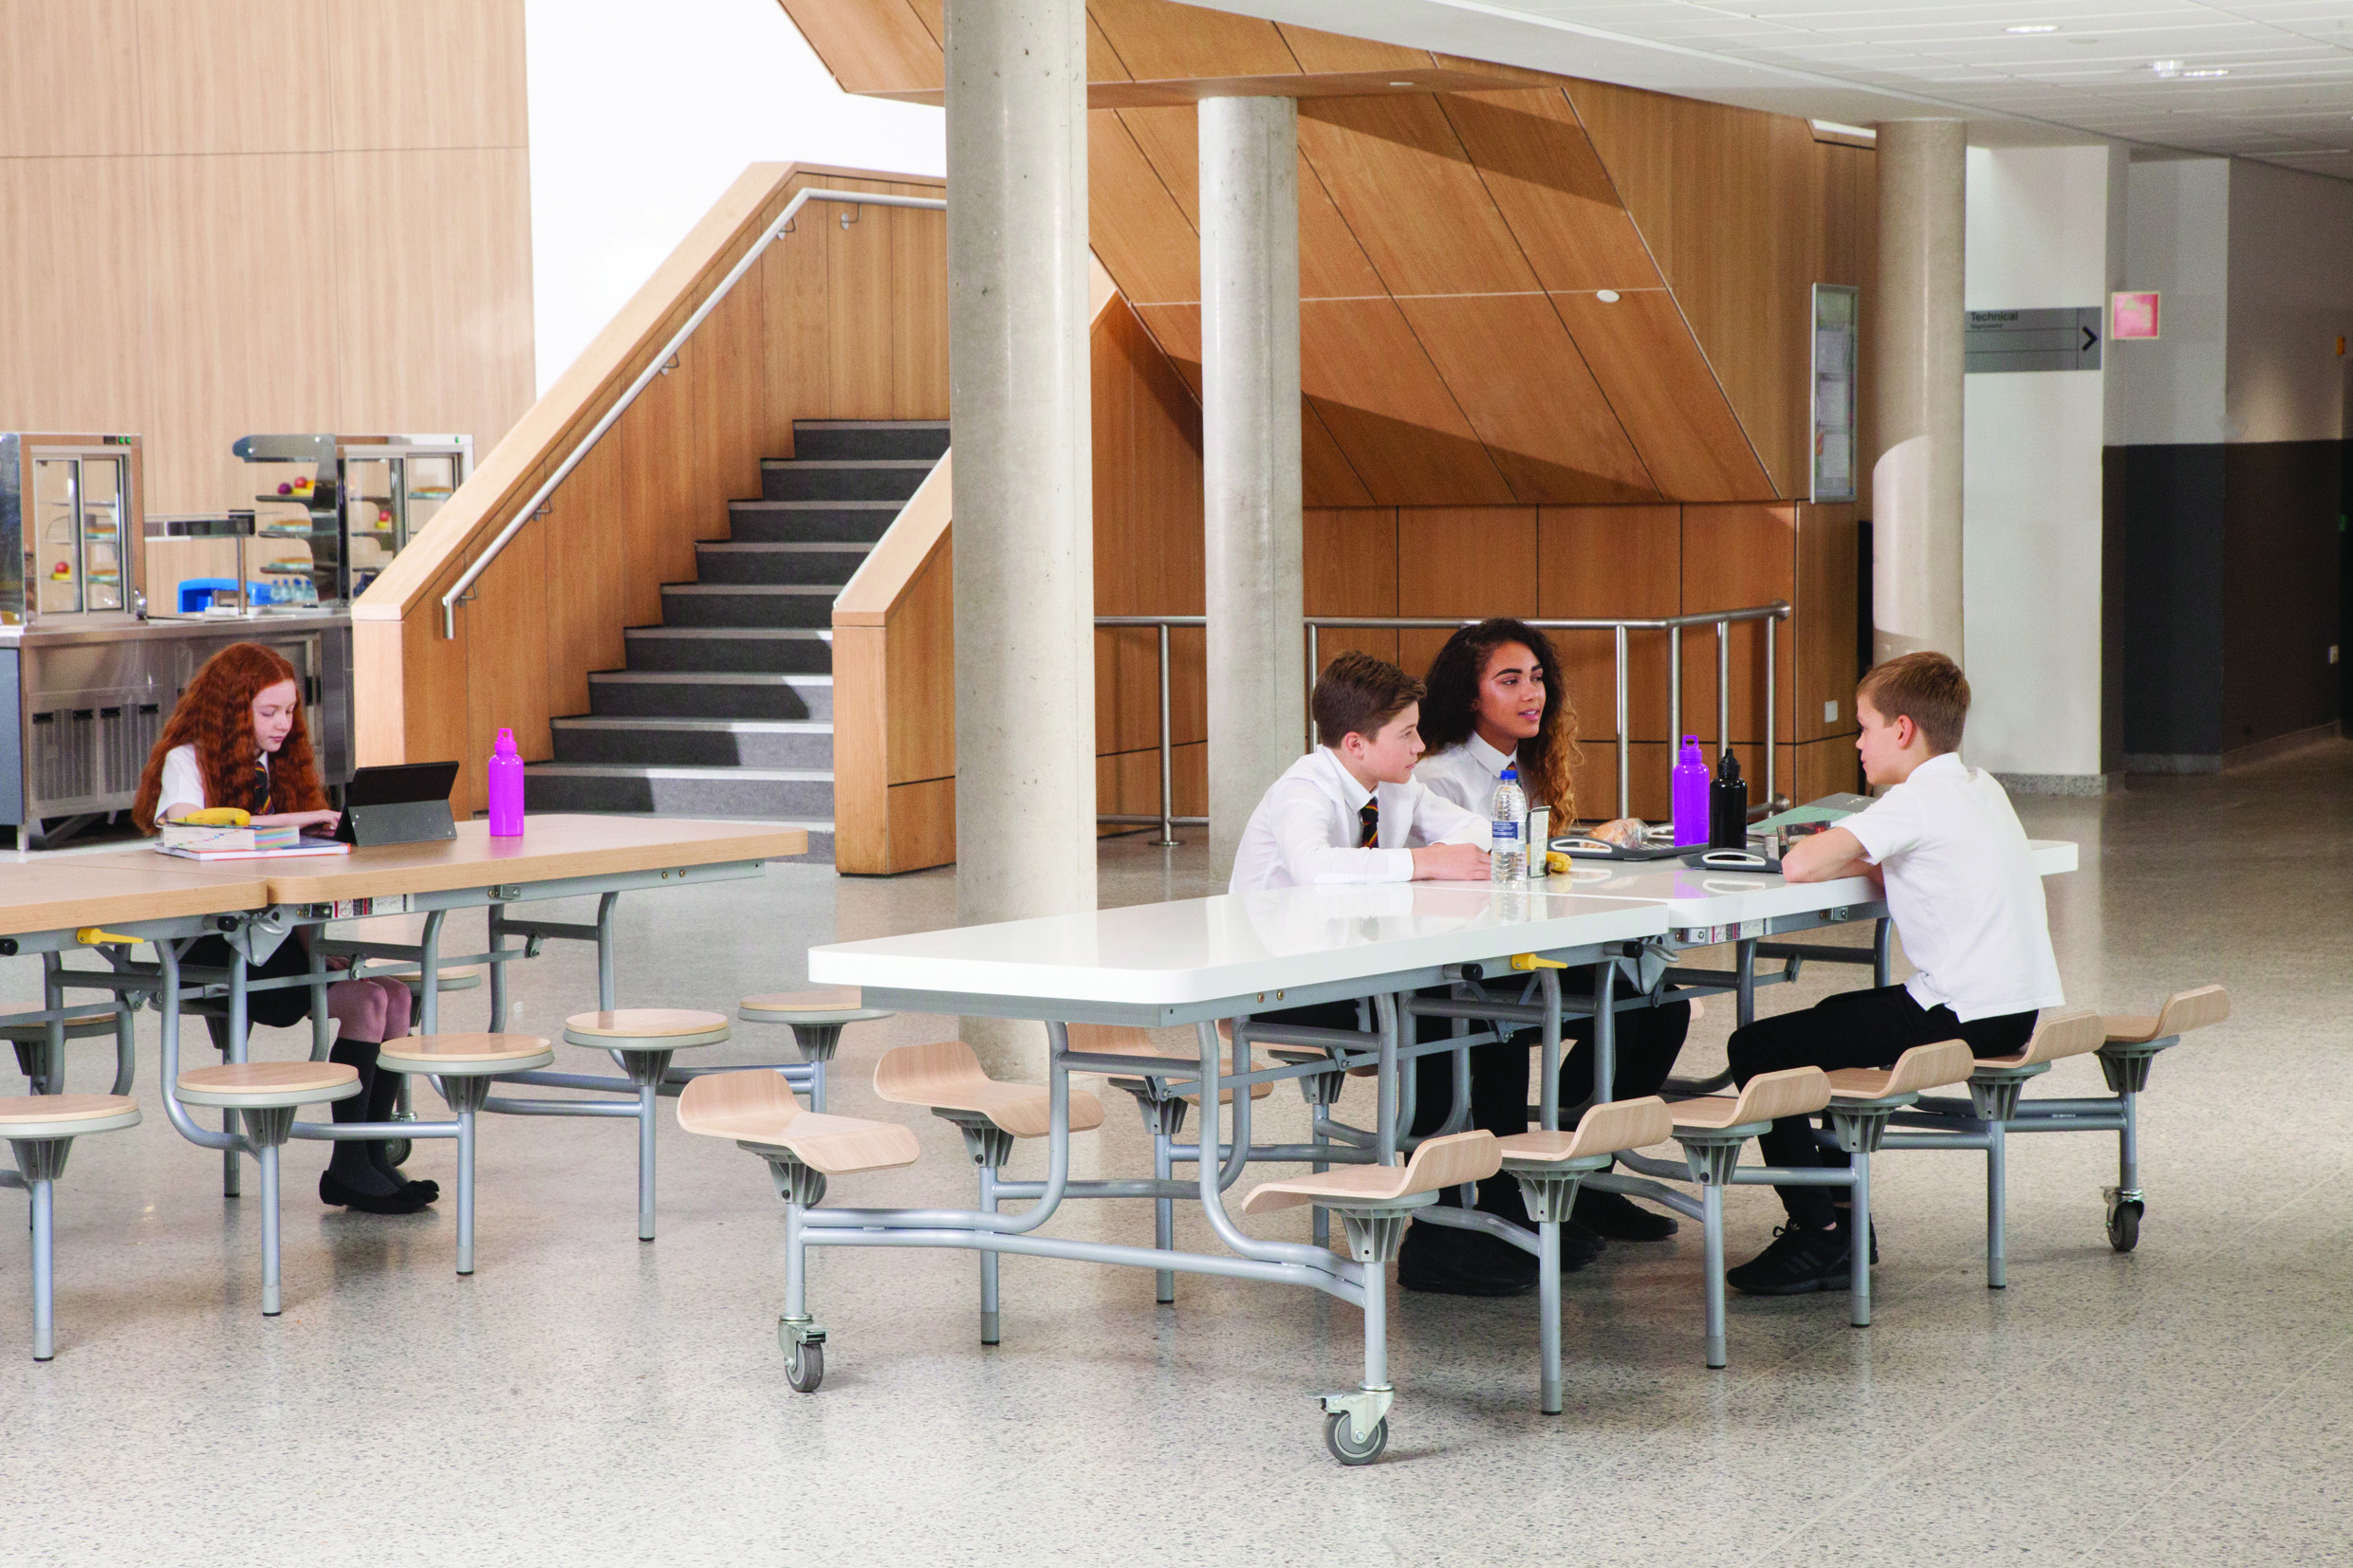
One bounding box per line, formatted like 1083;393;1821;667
156;822;349;861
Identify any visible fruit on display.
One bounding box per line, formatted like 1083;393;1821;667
276;482;293;495
50;561;71;581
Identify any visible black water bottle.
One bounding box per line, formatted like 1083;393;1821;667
1708;749;1748;849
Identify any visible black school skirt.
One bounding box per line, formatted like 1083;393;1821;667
181;932;318;1031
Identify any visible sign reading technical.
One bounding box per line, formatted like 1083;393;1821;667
1962;307;2102;373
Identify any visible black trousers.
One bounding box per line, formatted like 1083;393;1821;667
1727;985;2036;1229
1258;974;1692;1218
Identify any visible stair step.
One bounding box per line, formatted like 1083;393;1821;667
760;459;933;503
550;716;834;767
511;799;837;862
586;671;833;720
791;419;950;462
622;626;831;673
725;500;902;544
659;582;836;628
524;763;836;820
695;541;872;584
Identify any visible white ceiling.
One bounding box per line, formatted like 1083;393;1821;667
1213;1;2353;178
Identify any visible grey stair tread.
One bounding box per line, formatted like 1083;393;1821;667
589;671;832;683
729;499;902;509
661;583;837;595
760;459;936;470
624;626;831;638
696;542;872;552
795;419;948;428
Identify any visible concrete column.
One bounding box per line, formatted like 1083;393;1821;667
1199;95;1305;876
1871;119;1967;667
947;0;1094;1077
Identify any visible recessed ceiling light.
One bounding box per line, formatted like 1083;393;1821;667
1389;81;1415;87
2150;59;2184;75
2179;67;2230;78
1596;290;1621;304
2005;24;2058;34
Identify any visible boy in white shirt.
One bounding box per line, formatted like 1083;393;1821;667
1724;652;2065;1296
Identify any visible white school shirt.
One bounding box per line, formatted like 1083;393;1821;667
1842;751;2065;1023
1414;731;1524;816
157;744;271;821
1228;748;1489;893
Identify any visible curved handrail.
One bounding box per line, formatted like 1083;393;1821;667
433;186;947;637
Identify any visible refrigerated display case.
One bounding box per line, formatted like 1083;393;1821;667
233;433;472;602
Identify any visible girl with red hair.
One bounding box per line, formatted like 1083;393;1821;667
134;641;434;1215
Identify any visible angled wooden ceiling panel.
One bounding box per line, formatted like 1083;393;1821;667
1301;297;1513;507
1435;87;1663;294
1295;95;1539;298
782;0;940;95
1088;110;1198;306
1126;300;1372;507
1087;0;1298;79
1550;289;1769;502
1273;24;1432;76
1393;293;1657;505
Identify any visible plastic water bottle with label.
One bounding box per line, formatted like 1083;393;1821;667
1490;765;1528;885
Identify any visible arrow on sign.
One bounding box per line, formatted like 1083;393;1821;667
2082;323;2100;353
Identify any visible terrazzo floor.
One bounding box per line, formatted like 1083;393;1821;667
2;741;2347;1565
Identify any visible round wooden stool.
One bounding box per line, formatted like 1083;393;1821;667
0;1093;140;1360
564;1009;731;1241
176;1061;361;1317
735;988;893;1111
376;1034;555;1276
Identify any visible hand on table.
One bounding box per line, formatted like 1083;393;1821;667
1411;842;1493;882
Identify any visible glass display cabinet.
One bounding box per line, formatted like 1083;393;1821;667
232;433;472;602
2;434;143;625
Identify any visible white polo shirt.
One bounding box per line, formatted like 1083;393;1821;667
1228;748;1489;893
1414;731;1524;816
1843;751;2065;1023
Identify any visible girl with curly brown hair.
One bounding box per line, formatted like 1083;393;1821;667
134;642;434;1215
1412;619;1691;1245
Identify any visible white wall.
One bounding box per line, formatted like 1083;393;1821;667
524;0;945;396
1960;144;2115;781
2116;157;2230;448
2225;160;2353;445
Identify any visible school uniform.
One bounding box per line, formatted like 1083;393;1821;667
160;745;315;1030
1729;751;2064;1229
1228;747;1488;893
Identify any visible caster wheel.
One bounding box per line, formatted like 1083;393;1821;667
1324;1411;1388;1466
785;1340;824;1393
382;1138;412;1168
2106;1199;2142;1253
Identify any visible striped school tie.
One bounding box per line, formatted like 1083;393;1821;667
1358;797;1379;848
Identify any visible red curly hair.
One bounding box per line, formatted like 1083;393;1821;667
132;642;328;832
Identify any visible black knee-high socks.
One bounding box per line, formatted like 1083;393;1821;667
326;1037;398;1195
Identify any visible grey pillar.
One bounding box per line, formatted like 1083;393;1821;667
1200;95;1305;876
1870;119;1966;667
947;0;1095;1077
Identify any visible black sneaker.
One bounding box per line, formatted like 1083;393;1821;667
1573;1187;1679;1241
1398;1218;1539;1297
1725;1224;1848;1295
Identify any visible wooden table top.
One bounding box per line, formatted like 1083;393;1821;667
0;860;270;938
71;816;806;905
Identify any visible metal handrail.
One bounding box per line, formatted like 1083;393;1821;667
1093;601;1792;842
438;188;949;637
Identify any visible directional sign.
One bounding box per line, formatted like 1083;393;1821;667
1963;307;2102;373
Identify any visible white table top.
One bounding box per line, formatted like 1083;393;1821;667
811;839;2080;1021
810;884;1670;1012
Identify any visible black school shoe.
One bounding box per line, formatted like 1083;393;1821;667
1573;1187;1680;1241
1725;1224;1848;1295
1398;1218;1539;1297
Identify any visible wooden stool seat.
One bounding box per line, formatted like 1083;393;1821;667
0;1093;141;1140
1065;1023;1275;1104
873;1040;1105;1135
739;988;890;1024
0;1007;117;1044
401;967;483;994
677;1070;920;1174
1826;1039;1978;1103
1498;1097;1673;1167
377;1033;555;1077
1243;1130;1499;1215
176;1060;361;1109
1973;1010;2104;1071
2103;985;2229;1044
1668;1065;1832;1134
563;1008;731;1049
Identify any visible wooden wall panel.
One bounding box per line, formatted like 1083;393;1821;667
136;0;336;156
1537;505;1680;744
1789;734;1861;803
325;0;528;150
890;203;951;416
883;778;956;870
1395;294;1656;505
1436;87;1660;293
885;542;954;783
761;212;833;452
833;624;890;868
1303;403;1374;507
1305;507;1399;673
0;156;150;439
544;434;628;722
1794;503;1862;745
1680;504;1796;750
1395;506;1536;676
691;267;770;511
1296;96;1539;297
0;0;142;157
1549;290;1773;503
827;194;899;418
1301;298;1512;506
1088;0;1300;79
780;0;942;96
1088;111;1200;306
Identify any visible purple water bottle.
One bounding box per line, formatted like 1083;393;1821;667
1671;734;1710;846
488;727;525;837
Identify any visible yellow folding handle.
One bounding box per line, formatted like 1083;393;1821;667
77;929;139;946
176;806;250;826
1510;953;1568;971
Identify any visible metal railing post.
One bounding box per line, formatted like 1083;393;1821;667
1153;620;1179;847
1613;623;1630;820
1304;623;1320;753
1763;615;1777;813
1715;618;1732;760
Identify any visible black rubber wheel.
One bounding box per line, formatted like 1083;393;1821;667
1324;1411;1388;1466
382;1138;413;1168
782;1331;824;1393
2107;1199;2143;1253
